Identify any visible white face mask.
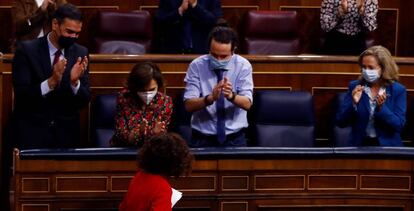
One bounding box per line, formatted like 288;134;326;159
137;89;157;105
362;68;380;83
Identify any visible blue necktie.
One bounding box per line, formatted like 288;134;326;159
214;69;226;144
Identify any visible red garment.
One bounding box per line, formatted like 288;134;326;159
114;88;173;146
119;171;172;211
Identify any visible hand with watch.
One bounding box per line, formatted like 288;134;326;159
204;77;236;106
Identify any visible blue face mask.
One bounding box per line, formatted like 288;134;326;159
209;55;231;70
362;68;380;83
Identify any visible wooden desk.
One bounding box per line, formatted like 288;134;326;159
13;147;414;211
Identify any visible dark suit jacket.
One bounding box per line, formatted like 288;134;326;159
336;80;406;146
155;0;222;54
12;35;90;149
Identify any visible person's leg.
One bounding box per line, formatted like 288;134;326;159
189;129;219;147
224;130;247;147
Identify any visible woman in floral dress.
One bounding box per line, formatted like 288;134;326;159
320;0;378;55
111;62;173;147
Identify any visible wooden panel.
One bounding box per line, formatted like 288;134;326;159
254;175;305;190
221;201;248;211
169;175;217;192
222;176;249;191
56;176;108;192
21;204;49;211
360;175;411;191
258;205;404;211
110;176;133;192
22;178;50;193
308;175;357;190
12;150;414;211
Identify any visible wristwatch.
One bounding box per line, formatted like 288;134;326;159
227;91;236;102
204;95;213;106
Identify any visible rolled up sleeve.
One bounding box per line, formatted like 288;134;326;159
183;62;201;101
236;62;253;103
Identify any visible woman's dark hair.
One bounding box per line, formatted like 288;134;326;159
138;133;193;177
208;26;239;52
53;3;83;23
127;62;164;94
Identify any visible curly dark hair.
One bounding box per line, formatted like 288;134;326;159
138;133;193;177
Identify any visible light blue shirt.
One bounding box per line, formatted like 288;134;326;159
183;54;253;135
363;86;386;138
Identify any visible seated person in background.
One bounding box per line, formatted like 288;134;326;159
119;133;193;211
320;0;378;55
12;0;67;51
183;26;253;147
336;45;406;146
155;0;222;54
111;62;173;147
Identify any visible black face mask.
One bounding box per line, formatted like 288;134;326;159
58;36;77;49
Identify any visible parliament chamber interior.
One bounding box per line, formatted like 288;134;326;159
2;0;414;210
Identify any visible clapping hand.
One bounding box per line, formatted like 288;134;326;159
179;0;189;15
48;58;67;89
188;0;197;8
222;77;233;99
357;0;365;15
339;0;348;17
376;93;387;108
153;116;166;135
41;0;55;11
352;85;364;104
70;56;88;87
211;80;224;101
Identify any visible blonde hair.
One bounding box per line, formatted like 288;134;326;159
358;45;399;85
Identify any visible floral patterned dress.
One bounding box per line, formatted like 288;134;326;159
112;88;173;146
320;0;378;35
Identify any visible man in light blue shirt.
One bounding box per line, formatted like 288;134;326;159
183;26;253;147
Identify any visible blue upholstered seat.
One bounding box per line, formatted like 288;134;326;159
252;90;315;147
333;92;353;147
171;94;192;144
91;93;117;147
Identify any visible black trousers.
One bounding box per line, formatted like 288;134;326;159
323;30;367;55
189;129;247;147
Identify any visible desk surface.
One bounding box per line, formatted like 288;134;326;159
18;146;414;160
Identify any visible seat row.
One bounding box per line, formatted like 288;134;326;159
91;90;352;148
93;10;301;54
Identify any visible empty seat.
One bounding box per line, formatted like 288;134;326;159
241;11;301;55
252;90;315;147
91;93;117;147
94;10;152;54
333;92;352;147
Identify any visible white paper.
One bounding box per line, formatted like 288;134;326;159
171;188;182;207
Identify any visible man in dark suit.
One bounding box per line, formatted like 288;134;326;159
155;0;222;54
11;3;90;149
